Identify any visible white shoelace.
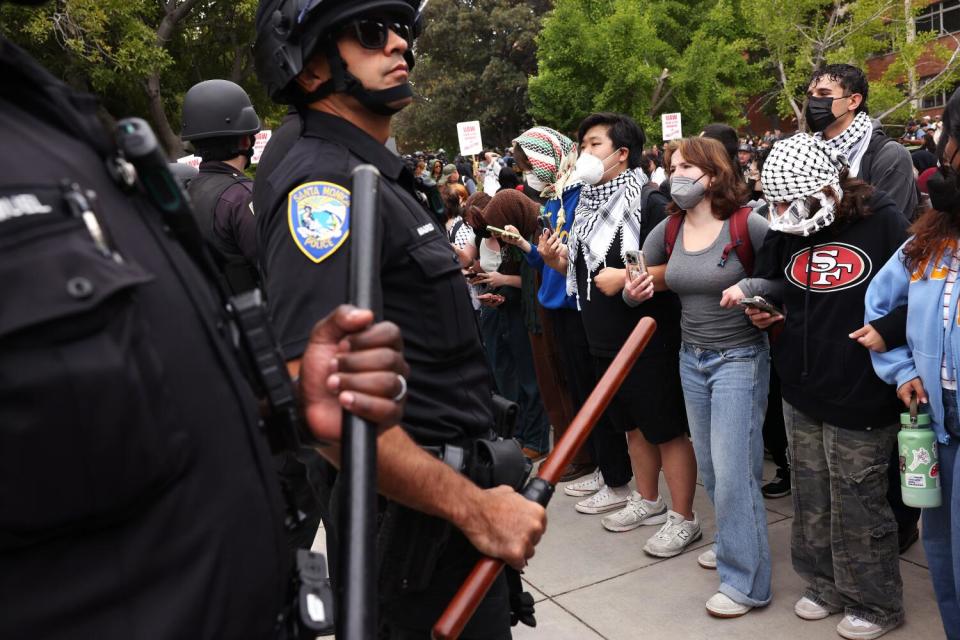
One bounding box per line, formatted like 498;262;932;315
654;520;679;540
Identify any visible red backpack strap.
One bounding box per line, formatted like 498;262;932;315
718;206;754;275
664;214;684;259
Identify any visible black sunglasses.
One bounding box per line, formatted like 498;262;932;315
343;18;414;50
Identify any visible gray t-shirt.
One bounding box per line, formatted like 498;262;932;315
643;213;769;349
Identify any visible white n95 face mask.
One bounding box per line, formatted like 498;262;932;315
573;149;621;185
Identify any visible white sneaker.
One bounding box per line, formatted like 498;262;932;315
601;492;668;532
706;592;752;618
564;468;603;497
794;596;832;620
574;484;630;514
642;510;702;557
836;615;901;640
697;547;717;570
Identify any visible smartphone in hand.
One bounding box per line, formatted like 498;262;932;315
539;213;554;234
739;296;782;316
624;250;647;282
486;225;521;241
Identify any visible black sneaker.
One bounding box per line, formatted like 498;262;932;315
762;468;791;498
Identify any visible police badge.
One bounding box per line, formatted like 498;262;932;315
287;181;351;263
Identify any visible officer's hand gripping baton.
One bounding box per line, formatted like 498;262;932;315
431;317;657;640
341;164;382;640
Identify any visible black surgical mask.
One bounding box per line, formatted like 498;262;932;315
805;96;841;133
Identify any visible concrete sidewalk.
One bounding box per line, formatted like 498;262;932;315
513;460;946;640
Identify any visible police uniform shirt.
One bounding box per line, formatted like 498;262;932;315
0;38;287;638
255;110;492;446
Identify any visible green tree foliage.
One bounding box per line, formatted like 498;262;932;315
529;0;764;141
0;0;280;156
392;0;550;154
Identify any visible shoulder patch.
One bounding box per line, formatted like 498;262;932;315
287;181;351;263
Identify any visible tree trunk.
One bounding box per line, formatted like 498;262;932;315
905;0;919;113
146;73;184;157
144;0;204;157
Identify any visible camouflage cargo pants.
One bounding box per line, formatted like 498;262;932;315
784;400;904;627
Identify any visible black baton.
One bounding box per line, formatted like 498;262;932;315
341;164;382;639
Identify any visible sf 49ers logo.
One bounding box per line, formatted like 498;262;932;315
785;243;872;292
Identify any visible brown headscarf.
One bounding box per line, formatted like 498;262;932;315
480;189;540;240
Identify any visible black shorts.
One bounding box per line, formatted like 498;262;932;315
594;352;688;444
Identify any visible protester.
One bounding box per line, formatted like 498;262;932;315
734;133;908;638
640;136;772;618
703;125;790;499
466;191;552;459
806;62;923;552
866;86;960;640
807;64;917;220
483;150;502;195
441;162;459;186
498;165;522;191
483;127;586;478
642;150;667;186
455;157;478;194
537;113;698;557
503;125;596;481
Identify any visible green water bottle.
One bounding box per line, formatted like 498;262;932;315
898;396;942;508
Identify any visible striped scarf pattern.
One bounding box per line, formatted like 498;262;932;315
566;168;647;300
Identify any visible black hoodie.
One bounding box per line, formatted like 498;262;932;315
741;190;909;429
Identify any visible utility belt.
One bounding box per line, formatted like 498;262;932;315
377;430;532;603
423;434;532;492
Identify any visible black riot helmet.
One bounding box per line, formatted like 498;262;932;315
181;79;261;141
254;0;423;114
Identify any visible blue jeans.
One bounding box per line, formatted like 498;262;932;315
925;394;960;640
679;342;772;607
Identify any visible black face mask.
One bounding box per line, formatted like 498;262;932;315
804;96;839;133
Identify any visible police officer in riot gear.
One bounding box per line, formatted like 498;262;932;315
0;0;411;636
181;79;261;293
253;0;546;637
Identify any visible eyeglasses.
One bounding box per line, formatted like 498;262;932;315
343;18;414;50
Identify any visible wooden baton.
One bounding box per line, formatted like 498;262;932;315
431;317;658;640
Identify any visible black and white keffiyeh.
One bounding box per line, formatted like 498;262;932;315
762;133;845;236
762;133;844;203
815;110;873;176
566;168;647;299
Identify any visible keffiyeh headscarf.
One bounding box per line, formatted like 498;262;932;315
815;110;873;177
566;167;648;299
512;126;575;188
762;133;845;236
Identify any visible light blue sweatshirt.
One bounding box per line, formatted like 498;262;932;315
866;240;956;444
